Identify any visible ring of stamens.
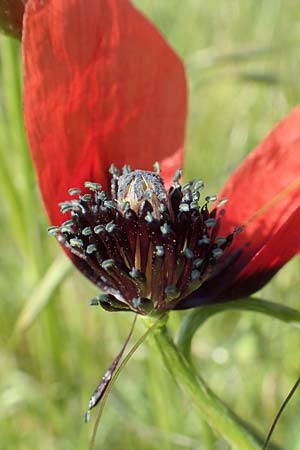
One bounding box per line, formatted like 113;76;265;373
48;164;233;315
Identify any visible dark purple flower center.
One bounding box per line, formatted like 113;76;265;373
48;164;233;315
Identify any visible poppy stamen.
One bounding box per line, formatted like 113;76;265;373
48;164;234;314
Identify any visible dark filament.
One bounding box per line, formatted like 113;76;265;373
84;315;137;421
263;376;300;450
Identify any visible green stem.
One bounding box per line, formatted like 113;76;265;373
88;314;167;450
177;297;300;358
153;324;260;450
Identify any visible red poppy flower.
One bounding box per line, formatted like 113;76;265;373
21;0;300;313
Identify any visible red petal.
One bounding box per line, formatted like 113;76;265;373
220;205;300;300
23;0;187;225
177;109;300;310
218;108;300;264
177;206;300;309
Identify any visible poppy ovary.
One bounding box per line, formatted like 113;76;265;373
48;164;233;314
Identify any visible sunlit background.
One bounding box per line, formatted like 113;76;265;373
1;1;300;449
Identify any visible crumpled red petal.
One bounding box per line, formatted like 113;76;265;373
217;107;300;266
23;0;187;225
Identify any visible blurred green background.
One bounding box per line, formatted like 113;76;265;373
1;1;300;449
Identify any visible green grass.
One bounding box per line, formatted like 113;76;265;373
1;1;300;449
